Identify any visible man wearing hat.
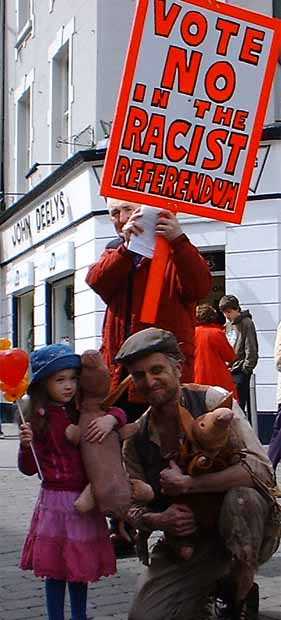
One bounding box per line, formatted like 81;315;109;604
116;328;278;620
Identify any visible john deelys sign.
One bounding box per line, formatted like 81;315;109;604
11;191;66;247
1;168;103;262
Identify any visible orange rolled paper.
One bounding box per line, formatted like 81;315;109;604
140;236;170;324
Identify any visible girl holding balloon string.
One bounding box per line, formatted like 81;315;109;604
18;343;125;620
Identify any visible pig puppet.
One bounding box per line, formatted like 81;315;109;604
129;399;235;561
65;350;131;517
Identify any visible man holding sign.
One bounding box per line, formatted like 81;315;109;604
86;198;211;410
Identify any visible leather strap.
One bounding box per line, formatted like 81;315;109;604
102;374;132;409
177;403;195;442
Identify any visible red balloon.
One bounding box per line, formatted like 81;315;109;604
0;348;29;387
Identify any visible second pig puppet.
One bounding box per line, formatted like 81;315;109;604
65;350;131;516
126;393;238;561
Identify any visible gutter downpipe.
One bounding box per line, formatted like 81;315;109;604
273;0;281;18
0;0;5;212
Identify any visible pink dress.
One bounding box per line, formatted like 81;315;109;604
19;404;116;583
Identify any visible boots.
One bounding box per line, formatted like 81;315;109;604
215;582;259;620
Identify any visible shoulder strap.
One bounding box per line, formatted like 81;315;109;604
178;404;194;441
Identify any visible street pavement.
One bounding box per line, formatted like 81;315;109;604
0;423;280;620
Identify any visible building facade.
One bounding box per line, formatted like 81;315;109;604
0;0;281;441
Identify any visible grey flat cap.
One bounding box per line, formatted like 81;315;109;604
114;328;183;365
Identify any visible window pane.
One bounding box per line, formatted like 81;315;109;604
18;0;30;32
17;291;34;353
52;276;74;345
51;41;70;162
17;88;31;192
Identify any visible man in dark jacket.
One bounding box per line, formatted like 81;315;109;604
219;295;258;414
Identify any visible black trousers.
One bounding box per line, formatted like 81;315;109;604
233;371;251;417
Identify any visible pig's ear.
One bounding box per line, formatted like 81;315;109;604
205;387;232;411
218;393;233;410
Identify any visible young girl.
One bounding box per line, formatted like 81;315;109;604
18;343;126;620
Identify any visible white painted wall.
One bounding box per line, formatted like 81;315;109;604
4;0;136;202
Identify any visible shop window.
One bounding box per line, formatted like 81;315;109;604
14;291;34;353
50;276;74;345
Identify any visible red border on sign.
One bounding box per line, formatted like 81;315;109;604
101;0;281;224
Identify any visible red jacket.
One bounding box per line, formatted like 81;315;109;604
194;324;237;397
86;234;211;398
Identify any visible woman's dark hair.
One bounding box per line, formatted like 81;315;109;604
23;380;79;436
196;304;219;325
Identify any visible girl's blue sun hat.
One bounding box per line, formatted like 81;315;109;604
27;344;81;393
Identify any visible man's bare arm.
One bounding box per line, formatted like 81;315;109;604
160;461;253;496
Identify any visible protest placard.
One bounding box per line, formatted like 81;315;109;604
101;0;281;223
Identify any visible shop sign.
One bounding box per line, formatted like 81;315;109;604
101;0;281;224
1;168;103;262
38;241;75;282
6;261;34;296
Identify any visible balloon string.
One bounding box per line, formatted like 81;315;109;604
16;400;44;481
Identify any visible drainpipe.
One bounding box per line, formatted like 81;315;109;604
273;0;281;18
273;0;281;123
0;0;5;212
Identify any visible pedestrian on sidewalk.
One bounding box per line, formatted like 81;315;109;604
219;295;258;416
18;344;120;620
194;304;238;399
268;322;281;489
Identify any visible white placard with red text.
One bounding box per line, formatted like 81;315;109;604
101;0;281;223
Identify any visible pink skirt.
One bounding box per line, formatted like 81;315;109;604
20;488;116;583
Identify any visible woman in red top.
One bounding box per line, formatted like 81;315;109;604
194;304;238;398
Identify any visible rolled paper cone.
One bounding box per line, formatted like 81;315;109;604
16;399;44;481
140;236;170;324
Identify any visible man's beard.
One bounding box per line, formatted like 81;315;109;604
148;385;178;408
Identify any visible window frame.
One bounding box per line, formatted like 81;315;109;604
15;0;34;56
14;69;34;193
48;18;75;168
